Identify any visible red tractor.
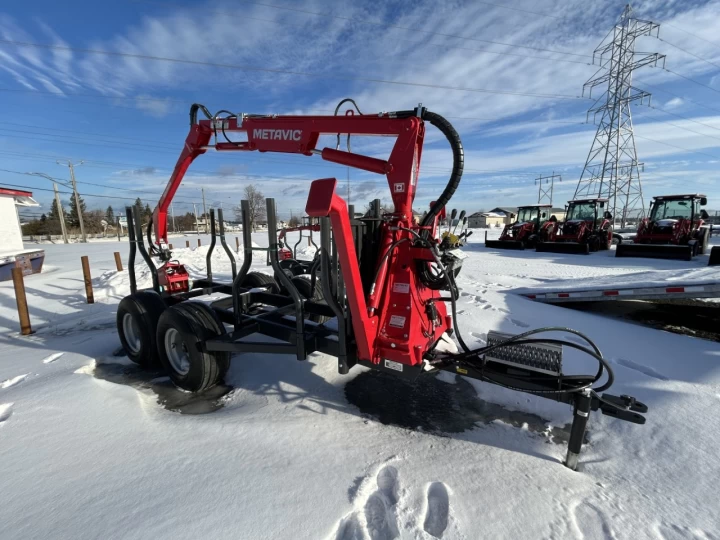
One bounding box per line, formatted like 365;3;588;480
616;194;710;261
536;198;613;255
485;204;558;250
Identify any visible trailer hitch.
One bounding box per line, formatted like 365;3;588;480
433;330;648;470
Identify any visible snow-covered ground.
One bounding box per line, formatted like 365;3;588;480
1;229;719;539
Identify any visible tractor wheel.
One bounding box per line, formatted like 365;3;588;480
601;227;613;250
116;290;167;368
587;235;601;253
241;271;280;294
612;234;622;246
697;228;710;255
291;275;331;323
156;303;230;392
527;234;539;249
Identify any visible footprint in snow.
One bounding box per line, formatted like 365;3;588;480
335;466;451;540
42;352;64;364
1;374;28;389
0;403;13;424
570;501;614;539
507;318;531;328
615;358;669;381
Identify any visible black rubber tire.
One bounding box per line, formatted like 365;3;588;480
156;303;230;392
241;271;280;294
600;227;613;250
291;275;331;323
612;234;622;246
587;235;601;253
697;228;709;255
527;234;539;249
174;302;231;379
279;258;303;276
116;290;166;368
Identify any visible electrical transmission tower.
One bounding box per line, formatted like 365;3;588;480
536;172;561;205
573;4;665;227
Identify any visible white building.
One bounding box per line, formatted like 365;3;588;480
0;187;44;281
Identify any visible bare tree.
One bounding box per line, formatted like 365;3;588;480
235;184;266;231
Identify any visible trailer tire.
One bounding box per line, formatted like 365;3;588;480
117;291;166;368
241;271;280;294
291;275;331;323
156;303;230;392
174;302;231;378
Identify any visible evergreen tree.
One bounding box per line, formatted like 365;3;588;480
68;194;87;228
47;198;63;221
133;197;143;220
106;205;115;223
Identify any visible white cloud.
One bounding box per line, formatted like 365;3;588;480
664;97;684;109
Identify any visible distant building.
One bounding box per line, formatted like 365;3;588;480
467;211;506;228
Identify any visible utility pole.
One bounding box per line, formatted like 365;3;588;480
57;160;86;242
535;172;561;205
171;203;176;233
347;167;351;206
52;182;69;244
193;203;200;235
201;187;208;233
27;172;69;244
573;5;665;227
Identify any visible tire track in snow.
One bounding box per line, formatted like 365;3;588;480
615;358;669;381
0;403;13;424
42;352;64;364
1;374;28;389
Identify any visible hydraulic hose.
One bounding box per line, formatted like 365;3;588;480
419;111;465;230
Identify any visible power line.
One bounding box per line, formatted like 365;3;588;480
662;21;720;53
0;38;584;100
663;67;720;96
635;79;720;116
657;37;720;71
634;133;720;160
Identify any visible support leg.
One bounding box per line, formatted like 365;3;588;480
565;390;592;471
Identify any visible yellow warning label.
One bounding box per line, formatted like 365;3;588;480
456;367;468;375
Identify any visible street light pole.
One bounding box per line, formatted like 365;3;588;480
27;172;69;244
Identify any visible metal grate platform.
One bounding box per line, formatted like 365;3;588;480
486;331;563;375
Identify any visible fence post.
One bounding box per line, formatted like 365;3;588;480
197;239;201;247
186;240;190;248
81;256;94;304
169;243;173;250
114;252;123;271
235;236;240;252
11;268;32;335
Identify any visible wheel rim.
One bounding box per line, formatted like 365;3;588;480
122;313;142;354
164;328;190;375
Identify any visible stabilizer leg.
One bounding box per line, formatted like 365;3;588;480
565;390;592;470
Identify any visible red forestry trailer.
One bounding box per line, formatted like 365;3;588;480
485;204;558;250
616;194;710;261
115;101;646;470
536;198;613;255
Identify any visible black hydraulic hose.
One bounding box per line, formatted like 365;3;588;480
420;111;464;230
189;103;213;125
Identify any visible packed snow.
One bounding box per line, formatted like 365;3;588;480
1;229;719;539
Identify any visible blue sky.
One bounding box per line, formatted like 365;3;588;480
2;0;720;221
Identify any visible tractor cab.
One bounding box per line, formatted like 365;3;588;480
646;194;707;233
565;198;611;225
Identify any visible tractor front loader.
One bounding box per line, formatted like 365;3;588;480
116;100;646;470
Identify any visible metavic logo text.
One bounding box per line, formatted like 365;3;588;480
253;129;302;141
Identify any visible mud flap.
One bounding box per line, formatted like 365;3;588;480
615;243;693;261
536;242;590;255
